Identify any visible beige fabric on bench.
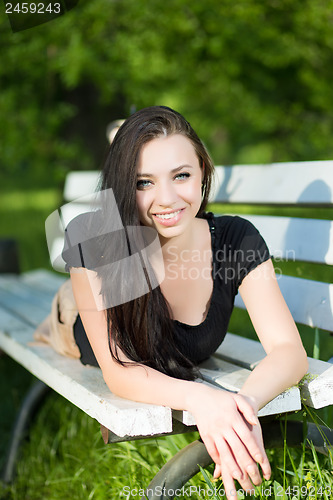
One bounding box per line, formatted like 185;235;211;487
34;279;80;360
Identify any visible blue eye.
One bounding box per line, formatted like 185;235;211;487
136;179;152;189
175;172;190;180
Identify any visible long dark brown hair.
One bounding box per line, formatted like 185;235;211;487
99;106;215;380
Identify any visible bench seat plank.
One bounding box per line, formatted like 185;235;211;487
0;273;61;300
20;269;65;293
174;356;302;426
301;359;333;408
198;357;301;417
0;289;50;328
0;306;33;332
216;333;333;409
0;323;172;438
0;271;65;327
214;332;266;370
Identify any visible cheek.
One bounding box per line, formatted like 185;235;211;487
181;178;202;203
136;192;151;220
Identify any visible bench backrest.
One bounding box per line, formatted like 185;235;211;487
210;161;333;337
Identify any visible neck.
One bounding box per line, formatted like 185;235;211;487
159;220;199;262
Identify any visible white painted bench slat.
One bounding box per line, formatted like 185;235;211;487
0;290;51;328
0;306;31;332
0;276;57;303
234;274;333;333
0;322;172;438
211;162;333;204
198;357;301;417
20;269;65;293
300;365;333;409
61;163;333;206
214;332;266;370
233;215;333;266
63;171;101;202
215;333;333;409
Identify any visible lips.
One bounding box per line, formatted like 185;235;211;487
152;208;185;227
154;209;182;220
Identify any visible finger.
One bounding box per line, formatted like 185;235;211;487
234;395;258;426
258;454;271;480
221;466;238;500
213;463;221;479
232;418;266;464
214;436;243;482
244;462;261;487
223;432;262;486
200;434;220;465
237;470;257;495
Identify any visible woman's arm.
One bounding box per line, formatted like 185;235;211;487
212;259;308;491
70;267;270;499
237;258;308;409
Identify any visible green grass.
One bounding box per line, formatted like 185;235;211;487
0;187;332;499
0;392;332;499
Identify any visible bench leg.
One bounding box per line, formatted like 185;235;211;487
141;419;333;499
1;380;51;484
140;439;212;500
306;421;333;456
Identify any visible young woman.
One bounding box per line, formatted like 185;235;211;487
63;106;308;499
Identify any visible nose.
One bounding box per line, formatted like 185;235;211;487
155;180;180;208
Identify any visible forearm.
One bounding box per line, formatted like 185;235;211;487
103;358;204;411
238;343;308;411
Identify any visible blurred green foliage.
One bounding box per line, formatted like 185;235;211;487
1;0;333;188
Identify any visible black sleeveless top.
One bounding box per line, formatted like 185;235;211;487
64;212;270;367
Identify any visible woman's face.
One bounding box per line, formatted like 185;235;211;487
136;134;203;240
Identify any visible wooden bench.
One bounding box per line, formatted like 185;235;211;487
1;161;333;498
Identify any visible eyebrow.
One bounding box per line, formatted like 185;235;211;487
137;164;194;178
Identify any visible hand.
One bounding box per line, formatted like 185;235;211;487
213;412;271;496
186;386;271;500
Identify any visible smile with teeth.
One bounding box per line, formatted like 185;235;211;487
154;210;182;220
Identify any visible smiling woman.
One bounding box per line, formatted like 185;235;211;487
136;135;203;236
56;106;308;499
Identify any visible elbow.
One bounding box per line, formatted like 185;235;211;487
295;345;309;383
102;370;126;398
104;376;131;400
101;363;140;401
302;349;309;376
